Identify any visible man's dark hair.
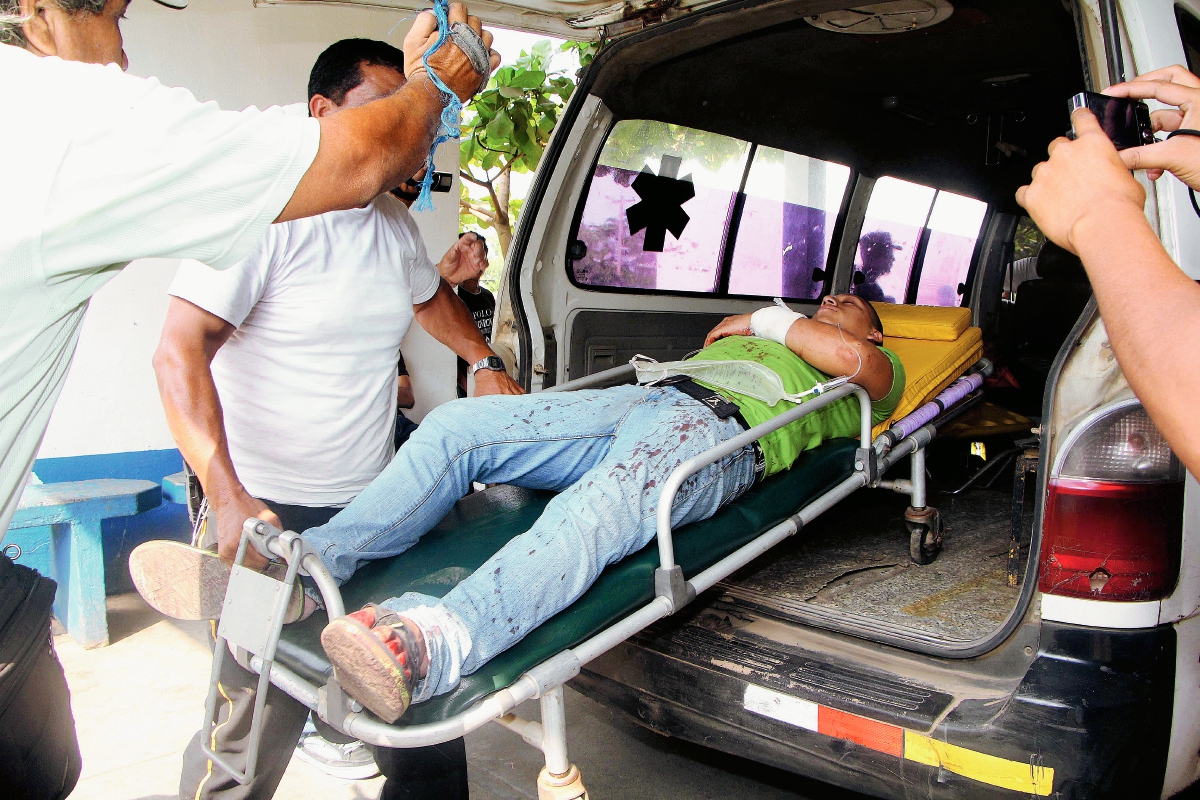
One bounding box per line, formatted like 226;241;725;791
308;38;405;107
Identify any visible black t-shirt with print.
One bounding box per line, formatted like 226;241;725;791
456;285;496;397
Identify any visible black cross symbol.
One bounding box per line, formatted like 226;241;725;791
626;155;696;252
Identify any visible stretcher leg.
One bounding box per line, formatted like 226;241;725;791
905;445;943;565
536;686;588;800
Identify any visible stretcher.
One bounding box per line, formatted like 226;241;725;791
206;304;989;798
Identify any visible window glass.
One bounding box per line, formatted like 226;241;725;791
727;147;851;299
571;120;751;292
1177;6;1200;74
852;177;936;304
914;190;988;306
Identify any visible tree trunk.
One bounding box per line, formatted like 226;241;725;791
492;168;513;257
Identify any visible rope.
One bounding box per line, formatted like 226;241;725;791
412;0;463;212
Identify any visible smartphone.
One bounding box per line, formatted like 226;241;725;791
428;171;454;193
1068;91;1155;150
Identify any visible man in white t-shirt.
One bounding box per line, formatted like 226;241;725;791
153;39;517;799
0;1;498;796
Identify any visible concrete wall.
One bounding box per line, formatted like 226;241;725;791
37;0;463;465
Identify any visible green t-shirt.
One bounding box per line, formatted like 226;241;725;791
688;336;905;476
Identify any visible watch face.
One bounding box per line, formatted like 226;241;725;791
486;356;504;370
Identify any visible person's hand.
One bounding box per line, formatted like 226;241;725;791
402;3;500;102
438;232;488;286
1105;65;1200;187
213;491;280;570
473;367;524;396
1016;108;1147;255
704;314;754;347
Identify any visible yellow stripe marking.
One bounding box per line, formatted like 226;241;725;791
904;730;1054;796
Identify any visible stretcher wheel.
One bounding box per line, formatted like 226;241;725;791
905;507;943;565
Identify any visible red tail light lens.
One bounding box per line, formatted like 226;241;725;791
1040;403;1184;602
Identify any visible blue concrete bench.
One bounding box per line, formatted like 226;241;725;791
7;480;162;648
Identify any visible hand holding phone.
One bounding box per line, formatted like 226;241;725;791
1069;91;1155;150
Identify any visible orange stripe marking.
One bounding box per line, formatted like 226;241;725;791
817;706;903;758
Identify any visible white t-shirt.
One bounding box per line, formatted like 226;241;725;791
169;194;440;506
0;46;321;535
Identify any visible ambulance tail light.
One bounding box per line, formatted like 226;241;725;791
1039;402;1185;602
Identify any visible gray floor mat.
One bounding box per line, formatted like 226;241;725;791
726;487;1023;641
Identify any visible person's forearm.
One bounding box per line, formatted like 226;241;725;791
1072;208;1200;472
152;346;250;511
783;318;890;398
277;77;445;223
413;280;493;363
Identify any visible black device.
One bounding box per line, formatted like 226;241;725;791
1068;91;1155;150
428;171;454;193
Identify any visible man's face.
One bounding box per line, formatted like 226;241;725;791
309;62;407;118
813;294;883;344
21;0;129;68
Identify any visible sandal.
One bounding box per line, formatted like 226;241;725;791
129;539;307;622
320;604;421;723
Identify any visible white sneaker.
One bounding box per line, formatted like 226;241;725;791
294;728;380;780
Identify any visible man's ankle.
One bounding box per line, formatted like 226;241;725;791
396;614;430;679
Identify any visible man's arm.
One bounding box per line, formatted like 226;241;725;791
1018;105;1200;474
152;298;278;567
412;280;523;396
705;314;894;400
397;374;416;410
276;5;499;222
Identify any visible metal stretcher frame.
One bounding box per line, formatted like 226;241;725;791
209;358;991;796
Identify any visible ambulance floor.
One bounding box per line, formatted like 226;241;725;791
724;486;1022;643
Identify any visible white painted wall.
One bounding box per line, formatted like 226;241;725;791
38;0;462;459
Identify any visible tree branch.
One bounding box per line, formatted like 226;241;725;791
460;199;496;223
459;170;491;189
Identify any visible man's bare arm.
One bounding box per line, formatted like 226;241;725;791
704;313;893;400
153;298;277;567
412;280;523;396
276;4;499;222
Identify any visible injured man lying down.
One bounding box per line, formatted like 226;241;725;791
132;294;905;724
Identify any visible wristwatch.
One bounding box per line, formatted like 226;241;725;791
469;355;506;377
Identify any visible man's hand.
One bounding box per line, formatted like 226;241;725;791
1105;65;1200;187
704;314;753;347
212;491;280;569
403;3;500;102
438;232;488;286
473;367;524;396
1016;108;1147;254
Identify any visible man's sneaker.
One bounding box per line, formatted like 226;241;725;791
129;539;307;622
321;605;422;724
294;727;380;780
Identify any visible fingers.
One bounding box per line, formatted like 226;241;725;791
408;9;438;43
1120;140;1176;172
1044;134;1071;158
1015;183;1029;208
447;2;467;24
1069;107;1103;137
1103;78;1200;108
1151;108;1185;133
1123;64;1200;88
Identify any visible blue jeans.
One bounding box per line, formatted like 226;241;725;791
302;384;757;702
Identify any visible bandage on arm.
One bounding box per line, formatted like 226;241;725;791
750;306;805;345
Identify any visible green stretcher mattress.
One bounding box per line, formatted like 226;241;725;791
274;437;860;725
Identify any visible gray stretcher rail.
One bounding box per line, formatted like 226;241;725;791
209;358;993;798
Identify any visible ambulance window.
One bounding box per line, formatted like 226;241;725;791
727;147;852;300
914;190;989;306
852;178;987;307
570;121;751;293
1177;6;1200;73
852;177;936;304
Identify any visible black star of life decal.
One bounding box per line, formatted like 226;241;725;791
625;155;696;252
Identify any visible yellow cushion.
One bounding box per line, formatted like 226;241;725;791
872;303;971;342
873;326;984;438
